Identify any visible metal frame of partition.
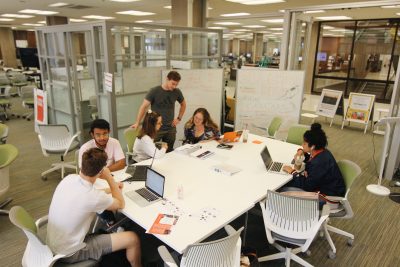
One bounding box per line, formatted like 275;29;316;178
36;21;222;143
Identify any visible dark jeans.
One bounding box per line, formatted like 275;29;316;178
155;127;177;152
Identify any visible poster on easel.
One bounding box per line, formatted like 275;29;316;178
34;88;47;133
316;89;343;118
342;92;375;133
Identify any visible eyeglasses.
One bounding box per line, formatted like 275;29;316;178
94;133;109;138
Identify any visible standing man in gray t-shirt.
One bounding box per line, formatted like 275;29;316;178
132;71;186;152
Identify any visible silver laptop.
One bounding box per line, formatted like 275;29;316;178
260;146;291;175
125;167;165;207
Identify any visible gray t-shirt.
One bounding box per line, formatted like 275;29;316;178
145;85;184;130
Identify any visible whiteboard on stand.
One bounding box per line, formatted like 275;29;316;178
161;69;224;147
235;69;305;139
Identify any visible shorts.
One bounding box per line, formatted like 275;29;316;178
61;234;112;263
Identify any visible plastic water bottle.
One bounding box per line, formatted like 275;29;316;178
242;124;248;143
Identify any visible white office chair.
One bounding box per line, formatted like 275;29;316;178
20;85;35;121
259;190;330;267
38;124;80;180
158;225;243;267
322;159;362;259
9;206;98;267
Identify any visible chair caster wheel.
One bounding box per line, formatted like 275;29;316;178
328;250;336;259
347;238;354;246
41;175;47;181
17;115;20;118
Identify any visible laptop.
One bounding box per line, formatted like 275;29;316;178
122;148;158;182
124;167;165;207
260;146;291;175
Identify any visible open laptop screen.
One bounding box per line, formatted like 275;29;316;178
260;146;273;169
145;168;165;197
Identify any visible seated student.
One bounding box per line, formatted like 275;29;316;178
47;148;142;267
79;119;126;172
133;110;168;162
282;123;346;197
183;107;220;145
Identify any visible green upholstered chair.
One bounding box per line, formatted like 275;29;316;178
267;116;283;138
286;124;309;145
9;206;98;267
0;123;8;143
0;144;18;215
10;72;28;96
123;127;139;165
323;159;362;259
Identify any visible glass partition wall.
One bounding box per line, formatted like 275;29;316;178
36;21;222;146
312;18;400;102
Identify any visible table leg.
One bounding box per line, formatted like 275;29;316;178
242;211;248;246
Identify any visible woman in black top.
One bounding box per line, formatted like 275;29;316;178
282;123;346;196
183;108;220;145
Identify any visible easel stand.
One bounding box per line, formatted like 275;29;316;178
366;117;400;196
341;117;373;134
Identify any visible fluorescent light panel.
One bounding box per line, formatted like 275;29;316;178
49;2;69;7
382;5;400;8
304;10;325;14
37;21;46;24
1;14;34;18
214;21;241;25
316;16;352;20
19;9;58;15
226;0;285;5
269;27;283;30
208;26;227;29
70;18;87;22
0;18;14;21
221;12;250;17
135;20;153;23
23;23;43;26
243;25;265;28
117;10;155;16
261;18;283;23
164;6;172;9
83;15;115;20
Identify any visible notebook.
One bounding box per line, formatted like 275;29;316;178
260;146;291;175
125;167;165;207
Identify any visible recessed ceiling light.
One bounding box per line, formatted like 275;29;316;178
116;10;155;16
322;26;335;29
382;5;400;8
135;20;153;23
208;26;227;29
316;16;352;20
19;9;58;15
49;2;69;7
221;12;250;17
269;27;283;30
2;14;34;18
11;26;17;29
0;18;14;21
164;5;172;9
226;0;285;5
208;7;213;10
111;0;141;2
233;29;250;32
261;18;283;23
69;18;87;22
214;21;241;25
243;25;265;28
83;15;115;20
22;23;43;26
37;21;46;24
304;10;325;14
396;13;400;15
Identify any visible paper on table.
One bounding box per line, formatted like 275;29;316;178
147;214;179;235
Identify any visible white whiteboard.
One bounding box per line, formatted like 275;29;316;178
235;69;305;139
122;67;165;94
162;69;224;147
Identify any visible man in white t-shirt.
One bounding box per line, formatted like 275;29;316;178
47;148;142;266
79;119;126;172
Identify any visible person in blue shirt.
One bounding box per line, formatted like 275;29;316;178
183;108;220;145
282;123;346;197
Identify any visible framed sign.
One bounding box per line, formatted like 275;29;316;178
34;88;47;133
342;92;375;134
316;89;343;118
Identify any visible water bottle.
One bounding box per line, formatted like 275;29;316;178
294;153;305;171
242;124;248;143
